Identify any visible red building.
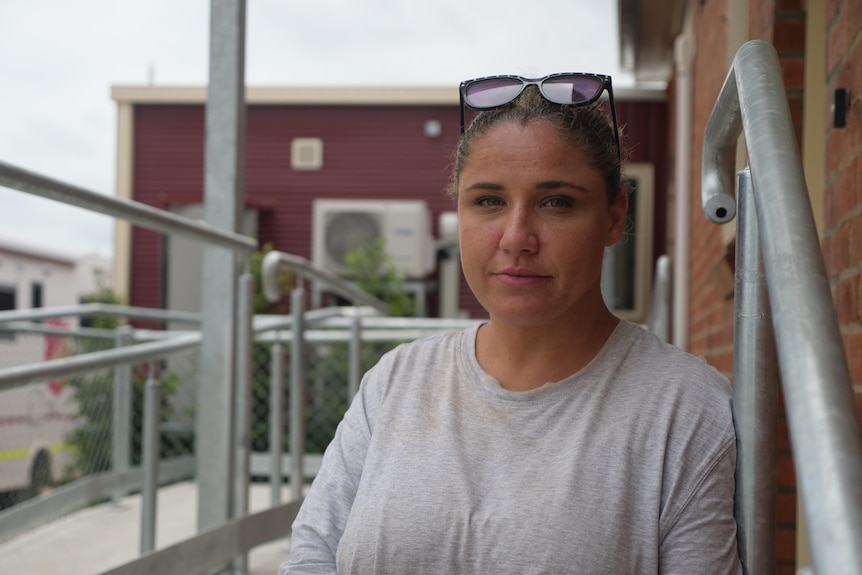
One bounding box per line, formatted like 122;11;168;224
111;85;667;320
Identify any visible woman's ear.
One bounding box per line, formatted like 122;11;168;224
605;190;629;247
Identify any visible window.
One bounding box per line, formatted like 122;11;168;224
31;282;43;308
0;285;16;311
0;285;16;340
601;162;655;324
79;296;95;328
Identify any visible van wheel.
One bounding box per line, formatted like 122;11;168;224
28;452;52;499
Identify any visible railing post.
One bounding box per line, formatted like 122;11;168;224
348;313;362;399
140;360;161;554
233;271;254;574
290;283;306;502
197;0;246;533
112;325;134;504
648;255;672;342
270;332;284;506
732;168;778;575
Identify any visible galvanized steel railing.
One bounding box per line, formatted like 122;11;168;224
0;302;481;570
0;148;257;566
261;249;390;505
702;39;862;575
647;254;672;342
0;307;204;550
0;161;257;254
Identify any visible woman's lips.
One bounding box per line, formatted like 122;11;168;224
493;267;549;286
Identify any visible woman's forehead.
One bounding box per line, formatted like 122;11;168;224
467;121;579;158
463;121;587;168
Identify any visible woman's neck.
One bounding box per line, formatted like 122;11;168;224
475;308;620;392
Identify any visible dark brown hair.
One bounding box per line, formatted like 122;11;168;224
447;86;628;204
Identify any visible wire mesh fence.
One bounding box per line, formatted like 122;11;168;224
249;335;401;463
0;320;411;510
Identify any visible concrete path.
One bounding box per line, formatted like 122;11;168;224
0;482;294;575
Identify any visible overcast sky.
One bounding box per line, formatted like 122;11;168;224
0;0;629;259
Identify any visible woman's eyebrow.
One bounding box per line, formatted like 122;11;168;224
536;180;589;193
462;181;504;192
462;180;590;193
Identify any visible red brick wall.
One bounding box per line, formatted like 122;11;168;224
689;0;734;375
825;0;862;443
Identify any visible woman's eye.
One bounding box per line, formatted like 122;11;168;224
544;196;574;208
475;196;504;207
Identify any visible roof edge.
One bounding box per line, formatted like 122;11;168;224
111;85;458;105
111;84;667;106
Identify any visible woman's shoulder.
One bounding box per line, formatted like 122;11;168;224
610;322;736;456
378;323;479;365
605;322;733;428
361;324;481;395
614;320;731;392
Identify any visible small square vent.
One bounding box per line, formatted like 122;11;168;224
291;137;323;170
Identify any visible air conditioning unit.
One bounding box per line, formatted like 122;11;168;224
312;199;435;279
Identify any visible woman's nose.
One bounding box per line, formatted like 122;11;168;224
499;210;538;254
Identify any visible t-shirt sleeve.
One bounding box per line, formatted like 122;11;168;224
278;364;382;575
658;438;742;575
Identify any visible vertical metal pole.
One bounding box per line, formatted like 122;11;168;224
270;333;284;506
233;271;254;574
197;0;246;532
732;168;778;575
438;211;460;319
290;284;306;502
672;30;695;350
140;361;161;554
648;255;673;343
112;325;134;504
348;313;361;399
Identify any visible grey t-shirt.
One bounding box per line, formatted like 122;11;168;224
281;321;741;574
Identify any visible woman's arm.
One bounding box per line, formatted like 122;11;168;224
279;369;378;575
658;440;742;575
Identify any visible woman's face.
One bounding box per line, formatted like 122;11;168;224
457;120;627;328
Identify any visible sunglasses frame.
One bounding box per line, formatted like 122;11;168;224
458;72;620;159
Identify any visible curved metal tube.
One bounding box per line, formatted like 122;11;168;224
261;250;389;315
702;40;862;575
702;69;741;224
0;160;257;254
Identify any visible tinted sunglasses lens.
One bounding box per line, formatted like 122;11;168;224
464;78;524;108
541;76;604;104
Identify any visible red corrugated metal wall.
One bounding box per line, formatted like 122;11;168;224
131;99;667;319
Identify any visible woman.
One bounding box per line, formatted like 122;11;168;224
281;74;741;574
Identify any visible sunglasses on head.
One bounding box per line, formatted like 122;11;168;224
458;72;620;159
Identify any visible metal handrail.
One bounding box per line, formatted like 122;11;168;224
0;307;471;393
0;308;476;548
0;302;202;325
0;457;195;546
261;250;390;314
647;254;672;342
98;500;302;575
702;39;862;575
0;330;202;392
0;160;257;254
